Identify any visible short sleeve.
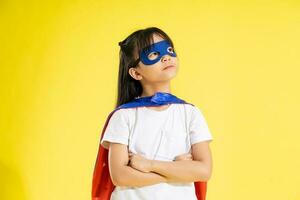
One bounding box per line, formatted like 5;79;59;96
189;106;213;145
100;109;130;150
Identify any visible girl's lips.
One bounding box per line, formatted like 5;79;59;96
163;65;175;70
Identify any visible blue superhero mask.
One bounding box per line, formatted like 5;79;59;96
139;40;177;65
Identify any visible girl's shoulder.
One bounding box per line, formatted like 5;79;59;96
108;107;132;118
179;103;208;122
108;107;137;123
174;102;200;114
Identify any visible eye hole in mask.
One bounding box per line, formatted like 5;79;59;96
139;40;177;65
167;46;174;54
147;51;160;61
147;46;175;61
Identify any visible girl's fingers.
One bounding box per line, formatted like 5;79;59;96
128;152;135;158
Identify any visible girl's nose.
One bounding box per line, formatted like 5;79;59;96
161;55;171;62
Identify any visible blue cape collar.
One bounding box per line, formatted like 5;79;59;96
117;92;189;109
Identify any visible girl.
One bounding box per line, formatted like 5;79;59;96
92;27;213;200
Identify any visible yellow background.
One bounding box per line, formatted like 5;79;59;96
1;0;299;199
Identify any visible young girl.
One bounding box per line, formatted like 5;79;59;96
92;27;213;200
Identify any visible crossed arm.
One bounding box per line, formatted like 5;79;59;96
108;140;212;187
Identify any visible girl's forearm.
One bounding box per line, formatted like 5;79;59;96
150;160;211;183
114;165;167;187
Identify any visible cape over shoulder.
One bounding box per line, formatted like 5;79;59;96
91;93;208;200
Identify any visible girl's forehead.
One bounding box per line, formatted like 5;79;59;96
137;33;167;50
142;39;169;51
135;34;171;57
143;37;168;48
152;34;165;42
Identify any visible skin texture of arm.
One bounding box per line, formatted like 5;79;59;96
108;143;167;187
150;141;213;183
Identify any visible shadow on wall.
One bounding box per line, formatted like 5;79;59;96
0;161;27;199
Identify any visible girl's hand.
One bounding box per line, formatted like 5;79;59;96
128;151;152;173
174;152;193;161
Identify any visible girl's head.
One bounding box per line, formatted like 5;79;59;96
116;27;178;107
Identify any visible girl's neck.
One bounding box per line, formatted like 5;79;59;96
140;84;171;98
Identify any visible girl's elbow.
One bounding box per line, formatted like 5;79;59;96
111;173;127;187
202;161;212;181
205;166;213;181
110;169;125;186
196;167;212;182
110;177;118;186
111;176;126;186
204;169;212;181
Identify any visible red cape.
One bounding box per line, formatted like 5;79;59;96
92;107;208;200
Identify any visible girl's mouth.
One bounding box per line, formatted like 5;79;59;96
163;65;175;70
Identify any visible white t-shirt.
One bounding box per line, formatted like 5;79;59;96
100;103;213;200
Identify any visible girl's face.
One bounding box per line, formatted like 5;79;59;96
129;34;179;83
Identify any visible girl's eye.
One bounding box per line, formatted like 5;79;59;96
147;51;160;60
167;47;174;53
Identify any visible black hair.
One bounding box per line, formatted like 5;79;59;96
115;26;176;108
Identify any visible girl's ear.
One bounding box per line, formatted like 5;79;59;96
128;67;143;81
